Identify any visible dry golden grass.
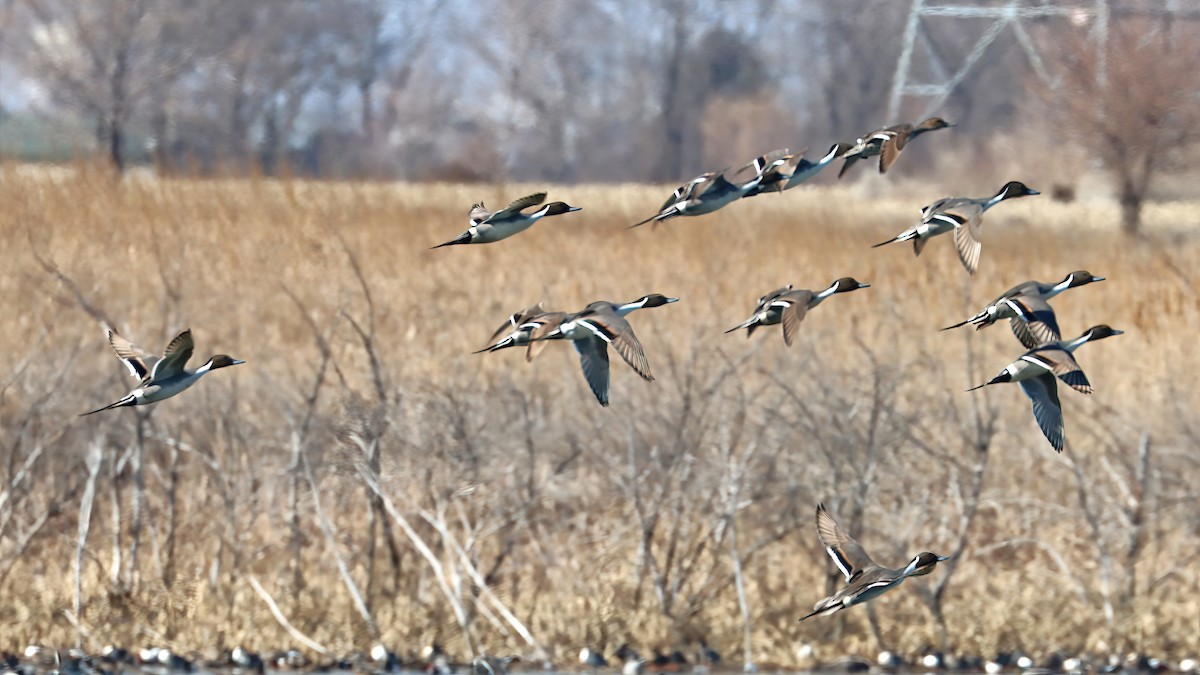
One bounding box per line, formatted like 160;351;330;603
0;164;1197;664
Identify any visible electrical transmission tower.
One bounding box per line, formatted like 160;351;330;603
889;0;1200;121
887;0;1109;121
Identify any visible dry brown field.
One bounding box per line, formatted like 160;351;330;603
0;165;1197;665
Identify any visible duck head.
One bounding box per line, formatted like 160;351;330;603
206;354;245;370
829;277;871;293
1063;270;1105;288
1077;324;1125;342
918;116;956;131
622;293;679;311
995;180;1041;201
828;142;854;159
904;551;950;576
539;201;582;216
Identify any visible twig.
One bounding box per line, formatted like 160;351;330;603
247;575;329;655
299;449;379;638
74;443;103;647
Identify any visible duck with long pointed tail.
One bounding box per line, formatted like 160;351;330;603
872;181;1040;274
531;294;678;406
433;192;581;248
81;329;244;416
727;277;869;347
744;143;851;196
839;116;955;178
630;150;788;228
801;503;948;620
476;303;568;362
942;271;1105;348
968;324;1124;452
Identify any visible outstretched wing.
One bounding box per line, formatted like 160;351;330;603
1006;297;1062;349
108;330;158;381
774;290;814;347
952;209;984;275
572;337;611;406
1022;348;1091;394
488;192;547;221
573;310;653;382
151;329;194;381
1019;373;1065;453
524;312;566;362
815;503;875;583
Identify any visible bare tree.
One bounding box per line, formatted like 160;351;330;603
16;0;207;171
1038;12;1200;235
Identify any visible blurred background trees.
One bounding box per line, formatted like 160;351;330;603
1;0;1198;233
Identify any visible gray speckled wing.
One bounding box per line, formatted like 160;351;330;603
488;192;547;221
108;330;158;381
952;209;984;275
151;329;194;381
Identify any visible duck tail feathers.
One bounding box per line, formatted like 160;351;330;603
80;393;137;416
432;231;473;248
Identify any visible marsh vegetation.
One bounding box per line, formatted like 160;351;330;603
0;167;1197;663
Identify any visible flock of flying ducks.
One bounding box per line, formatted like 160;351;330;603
80;115;1123;625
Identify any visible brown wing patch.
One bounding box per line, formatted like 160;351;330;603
879;136;903;173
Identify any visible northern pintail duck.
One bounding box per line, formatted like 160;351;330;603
801;503;948;620
580;648;609;669
433;192;580;248
616;645;644;675
726;277;869;346
473;655;519;675
82;329;244;416
838;116;955;178
872;180;1039;274
967;324;1124;452
942;270;1105;348
476;303;568;362
532;294;678;406
744;143;851;196
630;150;788;228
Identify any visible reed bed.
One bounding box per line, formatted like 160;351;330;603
0;165;1197;664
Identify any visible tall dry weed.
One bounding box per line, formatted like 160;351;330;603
0;164;1197;663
